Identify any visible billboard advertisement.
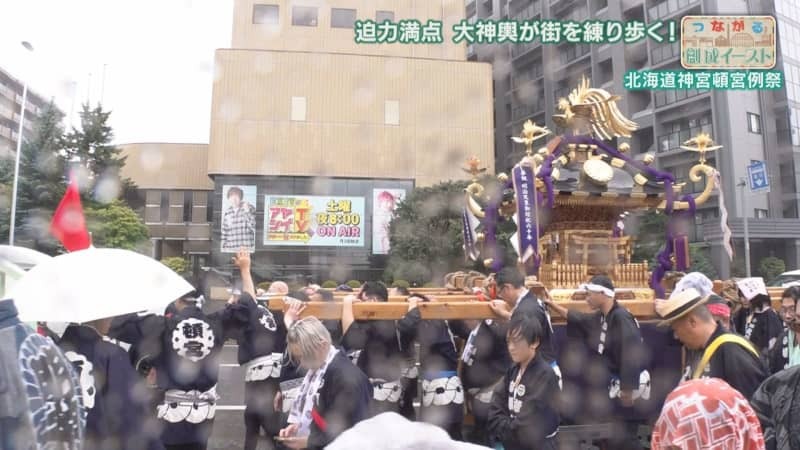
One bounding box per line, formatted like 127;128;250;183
264;195;365;247
372;189;406;254
221;185;257;253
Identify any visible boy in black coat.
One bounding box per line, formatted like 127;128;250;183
488;315;560;450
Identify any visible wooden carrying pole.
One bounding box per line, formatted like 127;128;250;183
268;285;789;323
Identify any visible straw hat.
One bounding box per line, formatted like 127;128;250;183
655;288;707;326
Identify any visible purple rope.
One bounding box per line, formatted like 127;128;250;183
485;189;503;273
650;194;697;297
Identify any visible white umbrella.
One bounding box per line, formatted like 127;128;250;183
10;248;194;323
0;245;53;269
326;412;489;450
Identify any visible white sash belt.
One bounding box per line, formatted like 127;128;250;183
421;376;464;407
158;385;219;424
370;378;403;403
243;353;283;382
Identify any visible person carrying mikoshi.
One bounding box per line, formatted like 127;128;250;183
655;288;768;399
544;275;650;450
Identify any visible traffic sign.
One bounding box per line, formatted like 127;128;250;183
747;160;770;193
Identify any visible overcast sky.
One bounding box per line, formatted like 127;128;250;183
0;0;232;144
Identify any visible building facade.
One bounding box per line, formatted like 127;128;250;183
120;143;214;271
0;66;51;158
471;0;800;278
122;0;496;283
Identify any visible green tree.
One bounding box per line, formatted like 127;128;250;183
63;103;135;202
0;102;68;253
630;210;668;266
85;201;149;252
689;244;718;280
161;256;190;275
758;256;786;282
385;177;516;285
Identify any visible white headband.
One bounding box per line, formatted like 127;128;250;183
581;283;615;298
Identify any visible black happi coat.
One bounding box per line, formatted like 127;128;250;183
59;324;162;450
229;293;286;366
488;354;560;450
228;294;286;436
564;302;647;421
342;319;404;382
567;303;645;391
305;352;373;450
451;319;510;390
511;291;558;364
766;326;797;375
682;324;768;399
733;307;785;355
397;307;463;431
110;303;246;446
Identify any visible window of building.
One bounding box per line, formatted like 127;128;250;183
253;4;279;25
755;208;769;219
292;6;318;26
160;191;169;222
206;194;214;223
376;10;394;22
291;96;307;121
385;100;400;125
183;191;192;223
747;112;762;134
331;8;356;28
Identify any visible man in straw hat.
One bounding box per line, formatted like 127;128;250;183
656;288;767;399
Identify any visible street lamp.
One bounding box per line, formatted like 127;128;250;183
9;41;34;246
737;178;751;277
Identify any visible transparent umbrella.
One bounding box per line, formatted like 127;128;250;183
10;248;194;323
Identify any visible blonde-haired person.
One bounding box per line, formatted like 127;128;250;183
278;317;372;450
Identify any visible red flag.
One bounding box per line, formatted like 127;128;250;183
50;176;91;251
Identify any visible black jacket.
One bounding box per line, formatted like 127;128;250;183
566;302;646;392
487;354;560;450
733;307;784;355
342;320;403;381
682;324;768;399
751;365;800;450
451;319;510;390
306;352;373;450
59;325;163;450
396;307;458;375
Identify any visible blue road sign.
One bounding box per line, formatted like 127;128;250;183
747;160;770;193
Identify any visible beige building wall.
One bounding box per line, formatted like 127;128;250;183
232;0;467;61
120;143;214;190
208;49;495;186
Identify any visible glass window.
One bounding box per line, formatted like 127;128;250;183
291;96;306;121
748;112;762;134
331;8;356;28
183;191;192;223
253;4;279;25
292;6;318;26
160;191;169;222
385;100;400;125
376;10;394;22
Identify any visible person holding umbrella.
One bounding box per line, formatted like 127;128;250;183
107;249;257;450
8;248;198;450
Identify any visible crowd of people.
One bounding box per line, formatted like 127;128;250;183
2;256;800;450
